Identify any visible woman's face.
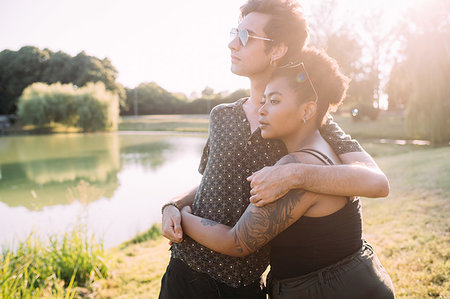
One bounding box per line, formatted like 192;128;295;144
258;77;305;140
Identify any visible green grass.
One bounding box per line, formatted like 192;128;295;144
5;111;430;142
120;224;162;249
362;147;450;298
333;111;410;140
117;111;414;139
1;227;109;299
119;114;210;132
358;140;430;158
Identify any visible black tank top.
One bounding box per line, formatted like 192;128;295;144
270;149;363;279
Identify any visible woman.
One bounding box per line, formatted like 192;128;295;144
180;48;395;298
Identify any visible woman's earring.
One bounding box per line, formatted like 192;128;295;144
303;118;306;124
270;57;275;67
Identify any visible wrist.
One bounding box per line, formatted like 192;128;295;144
161;202;180;214
287;163;305;189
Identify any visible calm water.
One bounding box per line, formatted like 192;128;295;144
0;132;206;248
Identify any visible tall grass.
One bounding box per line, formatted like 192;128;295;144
0;226;108;298
120;223;162;249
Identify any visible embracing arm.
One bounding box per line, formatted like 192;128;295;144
315;119;389;197
249;151;388;203
248;121;389;206
181;187;317;257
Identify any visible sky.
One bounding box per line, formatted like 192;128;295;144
0;0;421;97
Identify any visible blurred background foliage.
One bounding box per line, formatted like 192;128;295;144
0;0;448;144
18;82;119;132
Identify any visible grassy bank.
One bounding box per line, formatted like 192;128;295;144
118;115;210;133
117;112;412;139
94;146;449;298
4;111;431;143
333;111;409;140
0;228;108;298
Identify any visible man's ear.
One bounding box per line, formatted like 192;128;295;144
271;43;288;65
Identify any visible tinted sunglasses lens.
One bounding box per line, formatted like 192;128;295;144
239;29;249;46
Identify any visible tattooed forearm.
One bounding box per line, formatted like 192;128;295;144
234;231;244;253
201;218;218;227
234;189;306;253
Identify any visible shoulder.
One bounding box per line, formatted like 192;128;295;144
211;98;246;114
276;151;328;166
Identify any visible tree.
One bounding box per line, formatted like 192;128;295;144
121;82;185;115
40;50;72;84
201;86;214;98
386;61;410;110
0;46;125;114
0;47;51;114
399;0;450;145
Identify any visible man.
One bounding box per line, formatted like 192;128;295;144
159;0;389;298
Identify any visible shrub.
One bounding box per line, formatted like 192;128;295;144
17;82;119;132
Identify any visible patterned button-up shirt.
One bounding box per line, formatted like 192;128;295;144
171;98;361;287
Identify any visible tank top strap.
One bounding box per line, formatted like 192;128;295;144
295;148;335;166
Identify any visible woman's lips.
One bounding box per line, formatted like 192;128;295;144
259;121;269;129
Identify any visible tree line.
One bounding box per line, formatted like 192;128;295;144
0;0;448;144
0;46;124;115
121;83;249;115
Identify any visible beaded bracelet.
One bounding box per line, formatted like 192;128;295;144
161;202;180;214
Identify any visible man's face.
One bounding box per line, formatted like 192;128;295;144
229;12;273;77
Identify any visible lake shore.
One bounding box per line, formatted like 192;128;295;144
0;111;425;139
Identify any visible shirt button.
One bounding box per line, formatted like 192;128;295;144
247;141;252;146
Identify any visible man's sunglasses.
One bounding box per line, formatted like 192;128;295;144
279;61;319;103
230;27;274;47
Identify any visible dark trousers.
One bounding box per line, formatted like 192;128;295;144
159;258;266;299
268;242;395;299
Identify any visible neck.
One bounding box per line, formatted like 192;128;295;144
248;67;274;105
282;126;320;153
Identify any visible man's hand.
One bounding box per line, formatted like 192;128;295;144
162;205;183;243
247;164;297;207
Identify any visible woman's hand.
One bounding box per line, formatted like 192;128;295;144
247;164;299;207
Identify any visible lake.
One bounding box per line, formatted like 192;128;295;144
0;132;206;248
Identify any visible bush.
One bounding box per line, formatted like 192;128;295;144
17;82;119;132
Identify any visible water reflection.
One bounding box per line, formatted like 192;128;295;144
0;133;205;248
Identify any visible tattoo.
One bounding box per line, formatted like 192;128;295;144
232;153;309;254
233;189;306;254
201;218;218;227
